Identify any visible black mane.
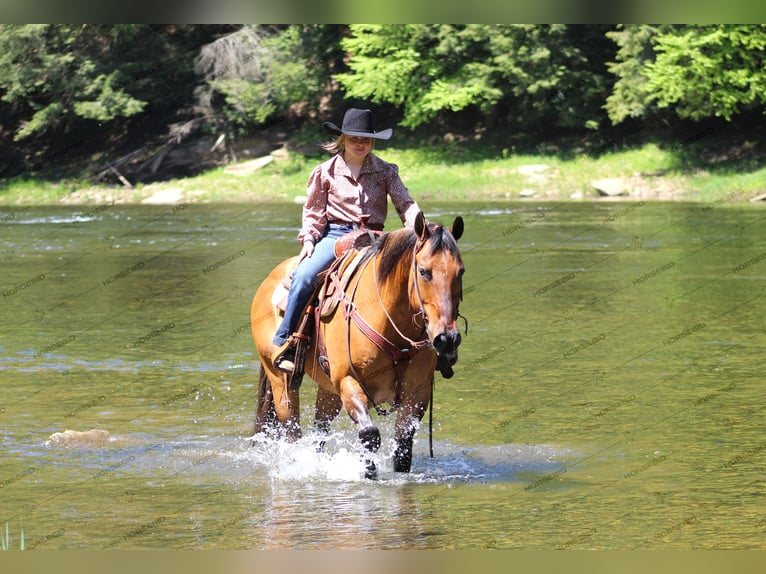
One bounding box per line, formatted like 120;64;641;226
365;223;461;282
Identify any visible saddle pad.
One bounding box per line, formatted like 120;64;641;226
271;259;299;313
334;229;381;258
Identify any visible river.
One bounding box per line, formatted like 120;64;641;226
1;200;764;549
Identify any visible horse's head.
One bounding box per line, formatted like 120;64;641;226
412;212;465;377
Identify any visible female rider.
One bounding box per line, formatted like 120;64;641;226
272;107;422;372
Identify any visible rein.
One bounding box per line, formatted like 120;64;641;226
341;239;431;416
373;238;431;350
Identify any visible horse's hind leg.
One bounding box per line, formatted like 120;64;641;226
252;364;277;437
253;362;302;441
339;375;380;479
313;385;342;451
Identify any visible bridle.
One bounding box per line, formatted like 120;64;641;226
373;236;432;351
327;229;464;457
341;237;433;416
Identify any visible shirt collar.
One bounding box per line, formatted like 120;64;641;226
334;153;376;177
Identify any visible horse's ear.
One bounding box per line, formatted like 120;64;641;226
414;211;429;241
450;216;464;241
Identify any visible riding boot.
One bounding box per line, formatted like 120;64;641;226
272;340;297;373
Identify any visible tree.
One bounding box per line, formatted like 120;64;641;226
335;24;614;132
648;25;766;121
606;24;766;124
604;25;667;123
0;25;147;140
194;25;344;134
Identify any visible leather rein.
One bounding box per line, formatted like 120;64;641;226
340;238;432;416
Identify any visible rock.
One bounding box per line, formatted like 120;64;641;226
269;144;289;160
141;187;184;204
519;189;537;197
223;155;274;176
592;178;628;197
46;429;114;447
517;164;550;176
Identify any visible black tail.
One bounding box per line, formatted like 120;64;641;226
252;364;277;439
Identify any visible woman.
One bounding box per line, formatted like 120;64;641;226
272;107;422;372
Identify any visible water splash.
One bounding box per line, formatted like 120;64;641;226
238;431;375;482
231;429;574;486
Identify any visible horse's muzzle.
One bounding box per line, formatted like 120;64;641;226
432;329;461;378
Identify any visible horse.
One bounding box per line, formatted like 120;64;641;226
249;211;465;478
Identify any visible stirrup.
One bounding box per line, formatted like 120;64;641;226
318;354;331;378
273;343;296;373
274;334;308;391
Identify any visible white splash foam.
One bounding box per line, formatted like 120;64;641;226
233;431;574;486
240;431;377;482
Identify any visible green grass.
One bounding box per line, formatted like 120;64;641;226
1;137;764;205
0;177;87;204
687;164;766;202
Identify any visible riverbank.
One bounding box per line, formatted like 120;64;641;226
1;136;764;206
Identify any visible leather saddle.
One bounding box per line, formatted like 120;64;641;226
273;229;381;314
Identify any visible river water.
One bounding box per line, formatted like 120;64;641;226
1;200;764;550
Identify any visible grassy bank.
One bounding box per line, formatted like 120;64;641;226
1;136;764;206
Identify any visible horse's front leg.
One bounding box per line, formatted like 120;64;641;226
393;416;418;473
339;375;380;479
393;376;432;473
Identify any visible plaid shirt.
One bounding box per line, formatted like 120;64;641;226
297;153;421;244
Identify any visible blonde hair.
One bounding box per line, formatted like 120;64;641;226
321;134;375;155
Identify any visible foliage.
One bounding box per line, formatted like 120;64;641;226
1;24;765;180
335;24;614;131
0;24;223;145
605;25;667;123
194;25;342;133
648;25;766;120
606;24;766;123
0;26;143;139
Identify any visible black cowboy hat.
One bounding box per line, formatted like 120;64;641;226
322;108;393;140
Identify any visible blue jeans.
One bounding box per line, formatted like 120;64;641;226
272;224;354;346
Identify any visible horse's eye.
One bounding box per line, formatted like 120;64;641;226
419;266;432;281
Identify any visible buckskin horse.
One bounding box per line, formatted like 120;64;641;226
249;212;464;478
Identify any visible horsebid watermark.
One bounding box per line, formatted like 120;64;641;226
2;273;46;298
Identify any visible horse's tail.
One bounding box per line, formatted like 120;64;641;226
252;363;277;438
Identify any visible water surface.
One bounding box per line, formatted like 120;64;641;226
1;200;764;549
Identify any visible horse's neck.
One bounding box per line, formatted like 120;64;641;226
370;251;418;332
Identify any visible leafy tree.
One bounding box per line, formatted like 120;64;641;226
0;25;148;140
335;24;614;131
648;25;766;121
606;24;766;124
605;25;666;123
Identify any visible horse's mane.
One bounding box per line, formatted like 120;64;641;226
365;223;461;282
